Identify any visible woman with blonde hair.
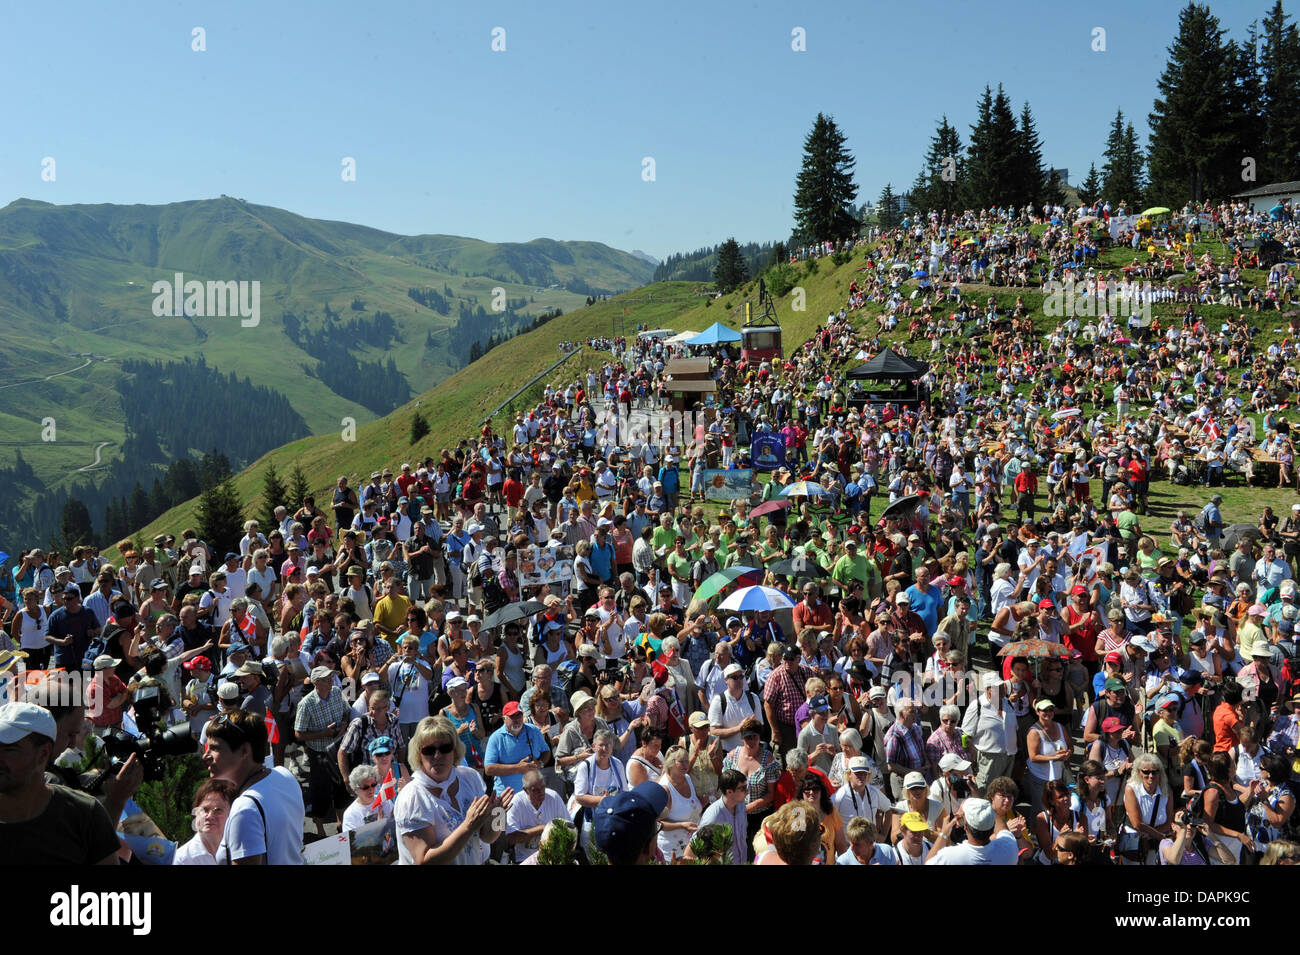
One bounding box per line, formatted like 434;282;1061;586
393;715;512;865
1121;752;1173;864
657;744;703;861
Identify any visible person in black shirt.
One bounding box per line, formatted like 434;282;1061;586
45;586;100;670
175;604;215;652
332;476;359;533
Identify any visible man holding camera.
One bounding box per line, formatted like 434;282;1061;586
0;701;122;865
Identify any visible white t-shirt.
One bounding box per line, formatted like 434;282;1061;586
342;797;393;833
247;567;277;600
173;833;218;866
832;781;892;834
708;689;762;752
505;788;571;863
387;659;431;724
394;767;489;866
925;829;1019;865
200;588;236;628
223;567;248;600
218;767;306;865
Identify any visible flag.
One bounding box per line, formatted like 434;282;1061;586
1201;418;1222;442
371;769;396;810
264;709;280;745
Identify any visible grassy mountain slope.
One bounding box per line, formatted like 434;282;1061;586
0;197;654;494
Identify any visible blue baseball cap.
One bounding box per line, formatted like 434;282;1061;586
592;782;669;861
366;736;395;755
809;694;831;713
227;642;250;654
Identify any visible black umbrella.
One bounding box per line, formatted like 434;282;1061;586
483;600;545;630
1223;523;1261;554
769;556;830;579
881;494;923;520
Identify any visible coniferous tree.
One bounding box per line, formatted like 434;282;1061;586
258;463;288;530
965;86;1021;208
287;464;312;510
910;116;965;213
1015;102;1047;209
1147;3;1239;204
1077;163;1103;206
196;478;243;558
877;184;902;229
793;113;860;244
60;497;94;549
713;238;749;293
1102;110;1146;207
410;408;430;445
1260;2;1300;182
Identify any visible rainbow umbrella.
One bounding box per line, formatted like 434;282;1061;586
693;566;763;602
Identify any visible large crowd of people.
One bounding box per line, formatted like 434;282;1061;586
3;195;1300;869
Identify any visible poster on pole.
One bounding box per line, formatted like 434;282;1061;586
750;434;786;471
703;469;754;501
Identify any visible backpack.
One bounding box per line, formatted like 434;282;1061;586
1194;507;1210;534
556;659;582;698
81;633;111;671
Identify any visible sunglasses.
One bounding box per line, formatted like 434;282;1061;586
1139;769;1160;777
421;742;456;757
356;782;377;791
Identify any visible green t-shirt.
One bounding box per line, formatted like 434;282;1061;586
1135;549;1162;577
652;526;678;554
667;551;691;584
832;553;876;589
1117;510;1142;541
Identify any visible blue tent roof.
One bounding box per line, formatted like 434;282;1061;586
685;322;742;346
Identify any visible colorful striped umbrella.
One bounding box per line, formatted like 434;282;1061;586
693;566;762;602
780;481;830;498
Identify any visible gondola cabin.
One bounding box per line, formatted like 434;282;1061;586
740;324;782;363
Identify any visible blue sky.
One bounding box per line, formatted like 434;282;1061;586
0;0;1263;260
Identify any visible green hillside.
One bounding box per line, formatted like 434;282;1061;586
114;226;1298;556
0;197;654;545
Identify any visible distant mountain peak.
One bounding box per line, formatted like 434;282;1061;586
630;249;659;265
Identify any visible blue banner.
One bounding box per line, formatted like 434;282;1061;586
750;434;786;471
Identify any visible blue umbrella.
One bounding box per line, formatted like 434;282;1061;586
718;585;796;613
911;270;928;278
779;481;830;498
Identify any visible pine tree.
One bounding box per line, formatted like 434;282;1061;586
792;113;860;244
60;497;94;549
258;463;288;530
1102;109;1146;207
1147;3;1239;204
287;464;312;509
713;238;749;293
877;184;902;229
1015;102;1047;209
129;483;150;530
196;478;243;558
910;116;965;214
1260;2;1300;182
965;86;1021;208
410;408;430;445
1078;163;1103;206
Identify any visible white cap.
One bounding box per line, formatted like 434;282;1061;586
92;654;120;671
939;753;971;772
962;798;995;831
0;701;57;744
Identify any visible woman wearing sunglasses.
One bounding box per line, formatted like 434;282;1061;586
343;764;394;834
1120;753;1173;864
394;715;514;865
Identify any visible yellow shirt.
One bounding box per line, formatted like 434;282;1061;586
373;593;412;635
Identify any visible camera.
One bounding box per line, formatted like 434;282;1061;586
950;775;970;799
89;685;196;788
1183;791;1206;829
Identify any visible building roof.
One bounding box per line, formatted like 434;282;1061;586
1234;180;1300;199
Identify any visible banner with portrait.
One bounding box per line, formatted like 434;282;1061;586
750;434;786;471
703;469;753;501
517;544;575;587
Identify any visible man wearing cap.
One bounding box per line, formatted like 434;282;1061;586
962;673;1018;790
592;780;670;865
708;661;763;751
0;701;121;865
86;653;133;729
925;797;1018;864
484;701;553;796
797;694;839;774
833;754;893;837
763;646;811;753
44;583;100;672
295;666;352;830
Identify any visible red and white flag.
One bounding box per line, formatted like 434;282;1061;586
371;769;396;810
264;709;280;745
1201;418;1222;442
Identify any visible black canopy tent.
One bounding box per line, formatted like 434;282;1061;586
844;348;930;407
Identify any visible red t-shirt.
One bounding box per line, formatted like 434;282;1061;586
503;478;525;508
1212;701;1240;752
792;600;834;634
